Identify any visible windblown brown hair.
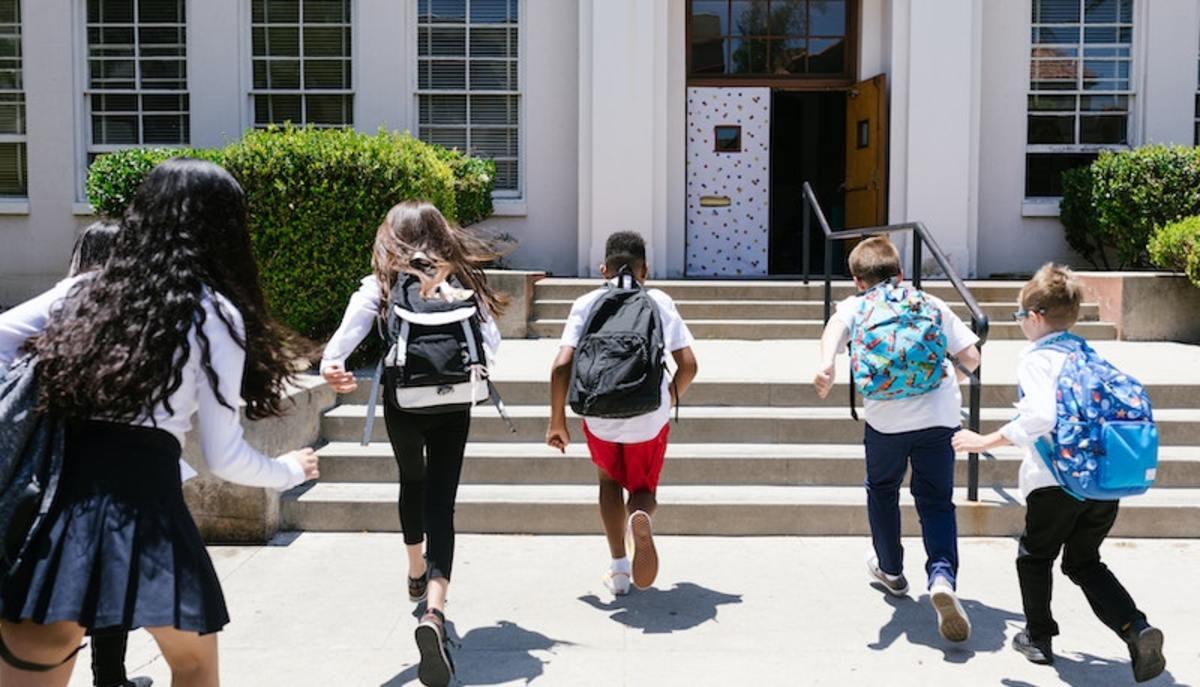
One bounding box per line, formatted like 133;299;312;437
1020;263;1082;329
372;201;509;318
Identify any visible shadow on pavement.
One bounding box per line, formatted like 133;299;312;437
869;593;1023;664
382;619;572;686
1001;651;1190;687
578;582;743;634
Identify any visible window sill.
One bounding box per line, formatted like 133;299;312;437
1022;199;1061;218
491;200;527;217
0;200;30;215
73;203;96;217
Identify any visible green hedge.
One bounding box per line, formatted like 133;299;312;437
85;126;497;346
1060;145;1200;268
1149;216;1200;287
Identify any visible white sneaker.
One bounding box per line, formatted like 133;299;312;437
603;567;631;597
930;578;972;643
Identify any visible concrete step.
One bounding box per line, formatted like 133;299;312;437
532;299;1101;323
337;378;1200;409
322;405;1200;445
528;319;1117;341
280;483;1200;537
315;442;1200;488
533;279;1027;303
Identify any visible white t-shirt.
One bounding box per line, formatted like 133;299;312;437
999;333;1069;498
834;290;980;434
560;282;695;443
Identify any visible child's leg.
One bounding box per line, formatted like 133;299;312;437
384;403;429;579
863;425;911;576
598;469;628;558
625;424;669;518
1017;488;1080;641
421;410;471;612
1061;500;1147;637
908;427;959;587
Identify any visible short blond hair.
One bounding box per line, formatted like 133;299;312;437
848;236;901;286
1020;263;1082;329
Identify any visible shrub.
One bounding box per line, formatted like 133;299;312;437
1149;216;1200;287
86;147;224;218
1058;165;1107;269
1087;146;1200;268
435;147;495;226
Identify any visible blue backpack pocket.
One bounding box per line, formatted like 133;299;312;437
1098;421;1158;494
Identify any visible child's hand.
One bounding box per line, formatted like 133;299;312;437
283;448;320;481
813;362;835;398
951;429;988;454
322;364;358;394
546;423;570;453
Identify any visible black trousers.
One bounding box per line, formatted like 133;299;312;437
382;402;470;582
1017;487;1146;642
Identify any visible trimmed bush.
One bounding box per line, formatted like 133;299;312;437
1149;216;1200;287
86;147;223;218
435;147;495;227
1058;165;1106;269
1061;145;1200;268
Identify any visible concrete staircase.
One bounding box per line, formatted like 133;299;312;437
281;280;1199;538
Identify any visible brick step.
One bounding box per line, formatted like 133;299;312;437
280;483;1200;537
532;299;1101;322
533;279;1027;303
527;319;1118;341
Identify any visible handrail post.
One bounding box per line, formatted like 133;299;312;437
802;199;811;284
912;233;923;289
968;357;982;502
823;237;833;322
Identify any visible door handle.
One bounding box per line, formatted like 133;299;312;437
699;195;732;207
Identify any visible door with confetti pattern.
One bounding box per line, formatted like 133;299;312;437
686;87;770;277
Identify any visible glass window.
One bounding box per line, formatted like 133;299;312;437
85;0;188;161
1026;0;1134;198
0;0;25;196
688;0;849;77
417;0;520;195
251;0;353;128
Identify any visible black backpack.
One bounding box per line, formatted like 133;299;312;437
361;275;513;444
569;272;670;419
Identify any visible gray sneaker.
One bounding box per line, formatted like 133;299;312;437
866;555;909;597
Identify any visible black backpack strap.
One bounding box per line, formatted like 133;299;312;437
0;631;84;672
850;382;859;421
361;358;384;446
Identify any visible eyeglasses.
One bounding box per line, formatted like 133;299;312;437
1011;307;1046;321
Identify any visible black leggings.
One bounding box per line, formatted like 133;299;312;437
383;402;470;581
90;629;129;687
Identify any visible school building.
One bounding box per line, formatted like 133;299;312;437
2;0;1199;303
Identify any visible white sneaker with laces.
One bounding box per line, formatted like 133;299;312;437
930;577;972;643
603;559;632;597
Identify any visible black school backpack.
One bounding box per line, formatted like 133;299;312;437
568;271;670;419
361;275;513;445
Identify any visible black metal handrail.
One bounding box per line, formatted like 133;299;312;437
800;181;991;501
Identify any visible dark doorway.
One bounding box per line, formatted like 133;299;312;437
769;90;847;276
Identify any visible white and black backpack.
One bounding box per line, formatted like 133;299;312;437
361;274;513;445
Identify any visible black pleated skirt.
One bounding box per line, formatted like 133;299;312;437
0;420;229;634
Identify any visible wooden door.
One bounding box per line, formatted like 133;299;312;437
844;74;887;229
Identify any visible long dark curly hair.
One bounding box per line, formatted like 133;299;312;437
34;158;297;421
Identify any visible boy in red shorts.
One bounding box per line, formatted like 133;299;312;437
547;231;698;596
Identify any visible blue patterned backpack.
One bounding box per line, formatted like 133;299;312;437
1033;333;1158;501
849;281;948;401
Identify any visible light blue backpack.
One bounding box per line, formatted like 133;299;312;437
1033;333;1158;501
849;281;948;401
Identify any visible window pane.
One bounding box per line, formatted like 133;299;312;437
421;59;466;89
254;93;302;125
427;0;465;23
1034;26;1081;44
690;35;727;74
807;37;844;73
1033;0;1080;24
809;0;845;35
771;38;806;74
0;93;23;134
1084;0;1119;24
419;94;466;125
470;0;513;24
268;60;301;88
1028;94;1076;111
305;93;352;125
0;141;26;196
691;1;728;36
730;38;768;74
469;60;513;90
1080;114;1127;144
263;0;300;23
470;128;517;158
92;115;140;145
303;0;350;23
1025;152;1098;197
142;114;188;144
427;27;465;56
139;0;183;23
0;0;19;25
265;26;300;57
1028;114;1075;144
769;0;806;35
731;1;769;37
493;159;517;191
93;93;139;112
90;59;136;89
421;127;467;150
304;59;350;89
89;0;135;24
470;27;510;57
141;93;187;111
304;26;350;57
470;94;516;125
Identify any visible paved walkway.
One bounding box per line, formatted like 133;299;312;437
72;534;1197;686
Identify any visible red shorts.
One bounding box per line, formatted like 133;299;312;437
582;421;670;493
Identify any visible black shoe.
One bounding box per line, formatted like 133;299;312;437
408;570;429;603
1012;629;1054;665
415;609;454;687
1125;623;1166;683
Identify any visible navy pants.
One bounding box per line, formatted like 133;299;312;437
864;425;959;588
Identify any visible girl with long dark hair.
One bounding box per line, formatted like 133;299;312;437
321;201;506;686
0;158;319;687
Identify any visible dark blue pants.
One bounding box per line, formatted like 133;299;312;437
864;424;959;588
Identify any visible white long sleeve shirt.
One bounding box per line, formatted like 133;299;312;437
998;332;1069;498
0;277;306;491
320;275;501;372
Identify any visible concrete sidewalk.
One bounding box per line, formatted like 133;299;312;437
71;534;1197;686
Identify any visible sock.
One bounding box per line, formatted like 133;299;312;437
611;556;631;573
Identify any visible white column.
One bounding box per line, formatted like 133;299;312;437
577;0;671;277
356;0;410;133
188;0;245;147
1139;0;1199;146
888;0;981;277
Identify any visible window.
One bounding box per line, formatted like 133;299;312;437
416;0;521;195
714;125;742;152
251;0;353;128
1026;0;1134;198
688;0;850;78
0;0;24;196
86;0;189;160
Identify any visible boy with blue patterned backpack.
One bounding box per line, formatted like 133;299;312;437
813;237;981;643
953;264;1165;682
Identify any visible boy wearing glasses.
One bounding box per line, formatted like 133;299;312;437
952;264;1165;682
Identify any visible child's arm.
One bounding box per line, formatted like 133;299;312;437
547;346;575;452
813;318;850;399
953;352;1056;453
670;346;698;403
321;276;383;394
950;344;981;382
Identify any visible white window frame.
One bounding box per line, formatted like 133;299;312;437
0;0;26;199
1023;0;1143;201
246;0;356;129
410;0;525;202
76;0;191;200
